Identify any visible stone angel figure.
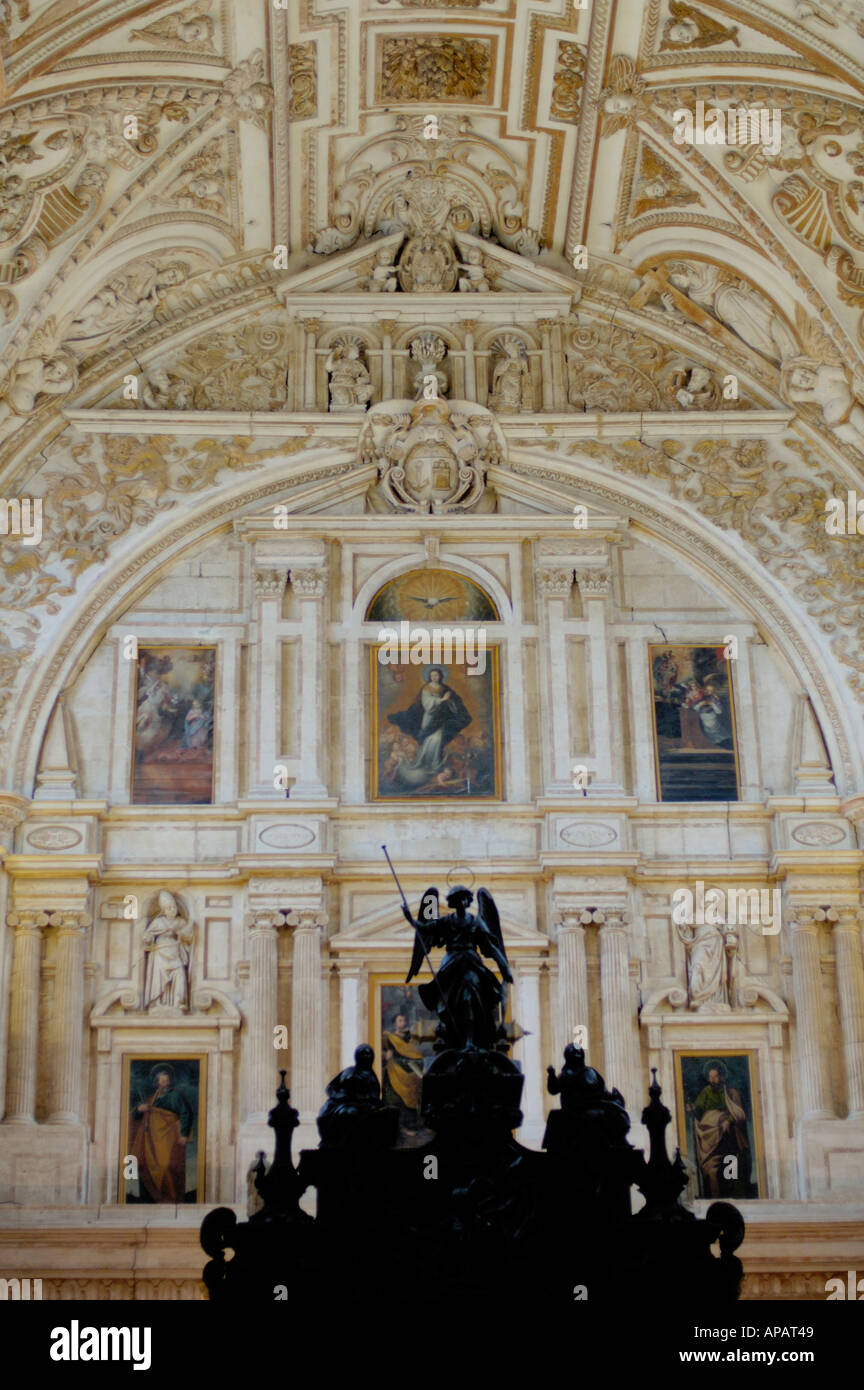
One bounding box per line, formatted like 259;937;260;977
142;890;193;1012
780;309;864;454
402;884;512;1051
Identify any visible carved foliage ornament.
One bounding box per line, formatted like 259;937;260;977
377;36;492;103
361;397;501;513
551;42;586;125
287;42;317;121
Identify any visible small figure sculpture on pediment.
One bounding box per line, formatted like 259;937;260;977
369;245;398;293
458;246;490;293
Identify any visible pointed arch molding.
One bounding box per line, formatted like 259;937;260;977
5;443;859;795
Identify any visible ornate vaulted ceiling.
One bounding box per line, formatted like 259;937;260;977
1;0;864;795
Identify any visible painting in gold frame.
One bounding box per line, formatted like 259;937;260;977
649;644;740;801
371;975;439;1149
132;645;216;804
370;643;502;800
121;1054;206;1204
673;1050;764;1200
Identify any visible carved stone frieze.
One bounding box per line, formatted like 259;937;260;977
361;397;501;514
377;36;492;103
135;319;291;412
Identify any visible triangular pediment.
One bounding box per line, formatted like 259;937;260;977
329;897;549;952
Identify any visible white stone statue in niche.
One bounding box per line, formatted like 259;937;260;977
676;916;739;1013
142;891;193;1013
324;337;373;412
488;335;532;412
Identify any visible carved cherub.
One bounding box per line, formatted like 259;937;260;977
660;1;740;50
131;0;216;52
0;319;78;441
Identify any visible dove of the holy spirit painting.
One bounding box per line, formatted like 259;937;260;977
368;569;502;800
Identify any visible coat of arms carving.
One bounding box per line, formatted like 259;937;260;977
361;398;501;513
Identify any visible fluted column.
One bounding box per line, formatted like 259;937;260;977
460;319;477;402
537;318;555;410
4;910;48;1123
379;319;396;399
250;568;286;795
301;317;321;409
790;909;832;1119
46;911;91;1124
290;566;329;797
245;911;283;1122
575;568;621;792
535;564;574;792
289;911;325;1120
598;910;638;1108
833;907;864;1118
556;910;590;1059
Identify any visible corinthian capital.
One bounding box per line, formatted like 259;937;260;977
290;567;328;598
254;569;286;599
535;565;573;598
0;793;29;835
575;568;611;597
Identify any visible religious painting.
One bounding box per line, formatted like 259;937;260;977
371;645;501;799
122;1056;205;1205
674;1051;762;1200
132;645;216;804
649;644;740;801
366;568;499;624
372;978;438;1149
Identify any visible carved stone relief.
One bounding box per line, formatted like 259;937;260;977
377;36;492;103
325;336;373;412
361;397;500;513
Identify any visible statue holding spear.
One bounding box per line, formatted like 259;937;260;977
382;846;512;1052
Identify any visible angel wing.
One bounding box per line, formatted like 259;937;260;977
794;304;843;365
476;887;512;980
26;316;61;358
405;887;439;983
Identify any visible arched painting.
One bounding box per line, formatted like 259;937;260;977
368;569;502;800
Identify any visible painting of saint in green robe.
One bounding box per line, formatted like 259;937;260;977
677;1054;760;1199
125;1058;203;1203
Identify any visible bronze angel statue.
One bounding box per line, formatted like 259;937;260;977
402;885;512;1052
